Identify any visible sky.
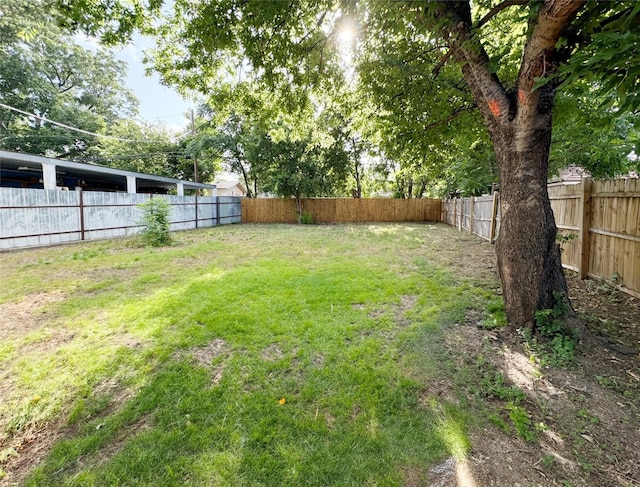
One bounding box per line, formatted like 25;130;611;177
102;36;239;182
113;35;193;133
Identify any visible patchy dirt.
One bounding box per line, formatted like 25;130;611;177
0;291;66;340
436;274;640;487
178;339;230;387
261;343;285;361
567;272;640;354
0;419;68;487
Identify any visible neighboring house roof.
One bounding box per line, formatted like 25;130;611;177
552;165;639;185
557;165;589;184
215;180;246;195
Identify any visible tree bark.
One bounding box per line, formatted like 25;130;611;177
430;0;588;333
491;94;569;329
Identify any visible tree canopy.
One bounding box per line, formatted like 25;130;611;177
52;1;639;192
0;0;138;159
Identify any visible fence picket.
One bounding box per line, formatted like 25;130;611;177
442;178;640;298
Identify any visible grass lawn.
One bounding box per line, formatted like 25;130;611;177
0;223;503;485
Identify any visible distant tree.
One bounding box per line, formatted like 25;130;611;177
93;119;219;182
0;0;137;158
263;133;350;222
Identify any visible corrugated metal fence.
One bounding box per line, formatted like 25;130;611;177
0;188;241;250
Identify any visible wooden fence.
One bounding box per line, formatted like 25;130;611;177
242;197;442;224
443;178;640;298
442;192;500;242
551;179;640;298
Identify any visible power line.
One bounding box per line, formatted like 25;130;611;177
83;151;188;162
0;102;167;144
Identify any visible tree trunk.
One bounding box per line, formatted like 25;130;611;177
489;93;586;335
352;142;362;198
421;0;588;335
492;118;569;330
295;197;303;223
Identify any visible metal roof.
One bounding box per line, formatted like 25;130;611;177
0;150;216;192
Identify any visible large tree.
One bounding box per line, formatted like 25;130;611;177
0;0;137;158
56;0;640;332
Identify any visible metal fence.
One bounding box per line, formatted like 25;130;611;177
0;188;241;250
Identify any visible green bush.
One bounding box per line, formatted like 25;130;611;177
138;198;172;247
300;210;314;224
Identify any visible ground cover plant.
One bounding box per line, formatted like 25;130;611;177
0;223;638;486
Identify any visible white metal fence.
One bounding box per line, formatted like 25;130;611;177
0;188;241;250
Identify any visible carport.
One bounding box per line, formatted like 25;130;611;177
0;150;215;195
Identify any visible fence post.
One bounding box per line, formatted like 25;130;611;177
453;198;457;228
470;197;475;236
195;193;199;229
489;191;499;243
577;178;592;279
216;196;221;226
79;190;85;240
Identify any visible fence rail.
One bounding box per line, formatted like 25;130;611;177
443;179;640;298
241;197;442;224
0;188;241;250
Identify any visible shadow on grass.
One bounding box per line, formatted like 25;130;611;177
20;247;486;486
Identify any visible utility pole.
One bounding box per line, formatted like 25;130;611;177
191;109;199;184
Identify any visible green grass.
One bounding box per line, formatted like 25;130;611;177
0;223;501;486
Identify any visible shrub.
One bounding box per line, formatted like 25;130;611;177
138;198;172;247
300;210;314;224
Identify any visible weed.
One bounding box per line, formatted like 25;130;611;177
488;412;509;432
138;197;172;247
556;232;577;253
542;454;555;467
479;372;525;403
533;292;578;365
576;408;600;425
575;452;593;472
300;210;314;224
506;402;536;441
585;273;623;302
481;299;507;329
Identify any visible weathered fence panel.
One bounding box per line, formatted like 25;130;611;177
443;178;640;298
548;182;583;274
218;196;243;224
0;188;81;248
0;187;242;250
241;198;442;224
472;195;495;241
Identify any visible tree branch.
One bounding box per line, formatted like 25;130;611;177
396;104;476;138
477;0;529;28
432;1;510;130
424;104;476;131
517;1;587;97
432;49;452;78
